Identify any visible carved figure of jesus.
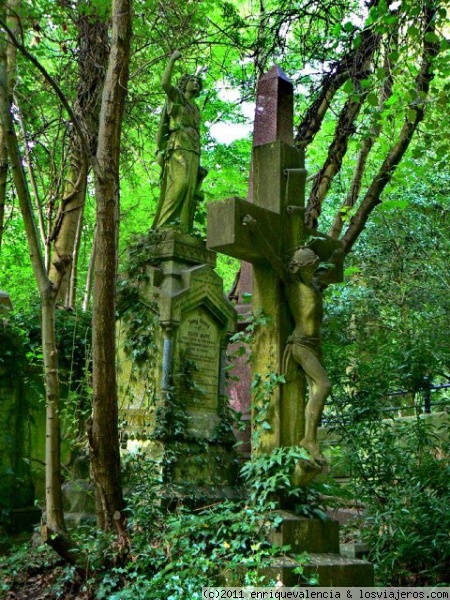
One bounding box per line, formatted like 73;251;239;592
283;247;332;464
242;213;337;464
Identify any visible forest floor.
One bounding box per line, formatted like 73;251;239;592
1;533;92;600
2;563;91;599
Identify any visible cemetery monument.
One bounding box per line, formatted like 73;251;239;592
207;65;373;585
117;52;238;500
207;66;344;482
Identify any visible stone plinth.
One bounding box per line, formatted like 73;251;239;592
264;511;373;586
269;512;339;554
118;230;239;499
264;554;374;586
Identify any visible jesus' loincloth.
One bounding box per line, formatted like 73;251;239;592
283;334;322;381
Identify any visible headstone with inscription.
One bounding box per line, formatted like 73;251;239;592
117;229;238;498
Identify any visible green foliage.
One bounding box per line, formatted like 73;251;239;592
0;304;91;385
251;371;285;450
241;446;327;522
0;449;312;598
107;450;313;598
323;193;450;409
333;412;450;585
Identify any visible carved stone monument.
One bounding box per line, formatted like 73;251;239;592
117;54;238;501
152;50;207;234
207;66;373;585
207;68;343;480
226;67;295;458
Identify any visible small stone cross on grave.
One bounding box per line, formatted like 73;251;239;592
207;67;344;480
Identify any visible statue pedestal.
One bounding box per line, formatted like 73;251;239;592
118;230;239;503
264;511;374;586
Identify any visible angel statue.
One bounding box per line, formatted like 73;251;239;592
152;50;207;233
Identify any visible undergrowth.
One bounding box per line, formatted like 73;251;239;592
1;446;328;599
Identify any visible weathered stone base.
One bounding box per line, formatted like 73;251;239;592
62;479;96;527
159;483;245;510
155;438;243;509
340;542;370;560
263;554;374;586
264;511;373;586
269;511;339;554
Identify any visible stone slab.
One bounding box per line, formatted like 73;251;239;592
270;513;339;554
263;553;374;586
340;542;370;560
207;196;282;264
146;229;216;267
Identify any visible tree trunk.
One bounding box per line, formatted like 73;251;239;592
48;8;109;307
89;0;131;533
0;0;20;250
0;10;79;563
82;225;96;311
0;130;6;248
48;152;88;303
41;291;66;533
341;3;439;253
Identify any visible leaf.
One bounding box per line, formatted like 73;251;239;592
367;92;379;107
407;109;417;123
379;199;409;212
424;32;440;44
388;50;400;62
344;266;361;277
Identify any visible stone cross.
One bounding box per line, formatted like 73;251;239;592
207;67;343;457
223;67;298;456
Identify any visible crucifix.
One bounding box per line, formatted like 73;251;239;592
207;67;343;476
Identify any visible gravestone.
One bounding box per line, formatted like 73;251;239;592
117;53;238;502
207;67;373;585
208;67;343;470
118;231;238;500
227;67;294;457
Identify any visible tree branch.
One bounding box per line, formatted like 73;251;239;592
304;27;381;229
0;16;91;159
0;34;48;292
341;4;439;254
328;34;397;240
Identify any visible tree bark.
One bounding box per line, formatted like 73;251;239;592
328;40;396;240
0;0;19;249
304;27;381;229
42;290;65;532
295;66;348;151
341;4;439;254
89;0;131;533
0;129;6;248
48;152;88;301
